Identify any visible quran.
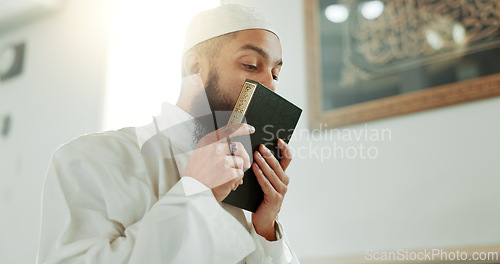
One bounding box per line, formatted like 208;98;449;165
222;79;302;212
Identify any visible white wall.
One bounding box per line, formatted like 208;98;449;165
0;0;111;263
1;0;499;263
232;0;500;261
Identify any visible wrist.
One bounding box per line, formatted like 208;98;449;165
254;221;277;241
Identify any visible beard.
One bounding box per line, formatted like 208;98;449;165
191;66;235;146
205;66;234;112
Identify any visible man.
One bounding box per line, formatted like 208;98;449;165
38;4;300;264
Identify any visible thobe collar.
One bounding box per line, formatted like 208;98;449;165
135;102;208;156
157;102;199;153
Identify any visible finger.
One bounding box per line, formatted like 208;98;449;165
259;144;289;186
219;168;244;186
252;162;279;197
231;168;244;181
217;141;251;169
199;123;254;149
278;138;292;171
254;150;288;194
203;123;255;144
225;155;244;169
231;171;245;191
231;142;251;168
217;123;255;141
211;167;243;189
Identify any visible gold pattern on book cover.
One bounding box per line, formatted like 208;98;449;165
227;81;257;124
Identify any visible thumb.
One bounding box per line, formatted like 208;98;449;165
214;123;255;141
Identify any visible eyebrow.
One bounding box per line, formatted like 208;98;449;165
240;44;283;66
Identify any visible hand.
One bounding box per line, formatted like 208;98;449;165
252;138;292;241
184;123;254;202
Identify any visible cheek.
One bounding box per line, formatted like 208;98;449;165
217;71;247;102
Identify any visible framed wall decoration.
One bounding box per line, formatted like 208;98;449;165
304;0;500;129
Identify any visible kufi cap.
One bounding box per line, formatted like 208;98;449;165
183;4;277;54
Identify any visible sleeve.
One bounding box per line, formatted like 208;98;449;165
246;219;301;264
37;140;256;264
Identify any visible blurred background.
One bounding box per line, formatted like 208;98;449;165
1;0;499;263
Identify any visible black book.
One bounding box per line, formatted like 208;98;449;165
222;79;302;212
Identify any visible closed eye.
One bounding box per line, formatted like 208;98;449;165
243;64;257;70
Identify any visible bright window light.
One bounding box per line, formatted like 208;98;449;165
103;0;219;131
453;23;466;44
325;4;349;23
425;29;444;50
359;0;384;20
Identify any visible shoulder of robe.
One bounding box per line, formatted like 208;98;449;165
52;127;141;166
48;128;158;225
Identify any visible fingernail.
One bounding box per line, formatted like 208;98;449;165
262;144;271;153
279;138;286;146
256;151;263;159
247;124;255;133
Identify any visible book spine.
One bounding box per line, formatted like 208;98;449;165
227;81;257;124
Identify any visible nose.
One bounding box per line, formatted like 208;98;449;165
256;71;276;91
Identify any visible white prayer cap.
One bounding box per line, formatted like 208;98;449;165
183;4;278;54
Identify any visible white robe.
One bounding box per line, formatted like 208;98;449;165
37;103;300;264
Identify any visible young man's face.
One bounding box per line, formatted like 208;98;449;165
204;29;283;112
204;29;282;199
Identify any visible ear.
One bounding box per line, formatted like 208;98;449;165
183;50;212;88
183;51;203;76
